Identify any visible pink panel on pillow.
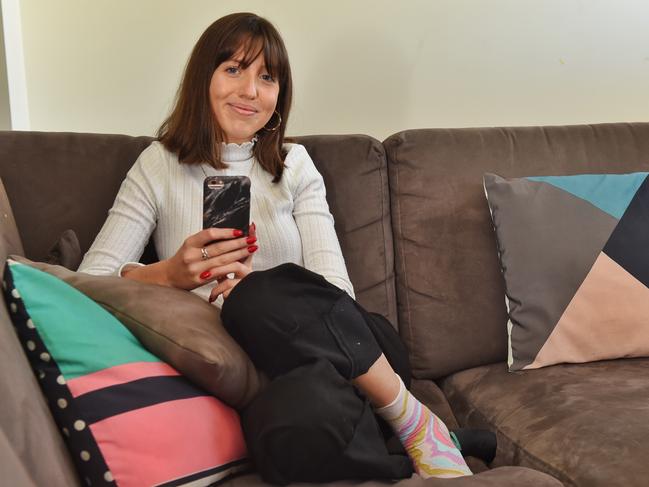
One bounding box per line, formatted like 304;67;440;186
67;361;179;397
527;252;649;369
89;396;247;487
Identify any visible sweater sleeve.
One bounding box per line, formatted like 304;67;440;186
288;145;355;298
78;143;164;275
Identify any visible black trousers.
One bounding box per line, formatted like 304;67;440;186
222;263;414;485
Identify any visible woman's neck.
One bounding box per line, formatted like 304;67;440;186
221;140;254;162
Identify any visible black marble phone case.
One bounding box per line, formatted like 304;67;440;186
203;176;251;235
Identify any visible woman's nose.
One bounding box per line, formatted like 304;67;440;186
239;73;258;99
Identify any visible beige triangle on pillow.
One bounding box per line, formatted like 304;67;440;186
526;252;649;369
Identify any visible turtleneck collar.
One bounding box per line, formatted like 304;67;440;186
221;140;254;163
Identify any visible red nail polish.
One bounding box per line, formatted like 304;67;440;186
200;271;212;279
248;245;258;253
251;222;256;232
246;236;257;245
233;229;243;237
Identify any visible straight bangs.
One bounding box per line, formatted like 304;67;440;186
218;29;289;87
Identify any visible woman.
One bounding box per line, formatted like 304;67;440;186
79;12;472;482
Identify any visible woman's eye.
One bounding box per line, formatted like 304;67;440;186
225;66;240;74
261;73;275;82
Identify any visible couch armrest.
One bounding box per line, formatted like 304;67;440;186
0;178;24;260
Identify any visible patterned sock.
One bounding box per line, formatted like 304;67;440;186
375;376;472;478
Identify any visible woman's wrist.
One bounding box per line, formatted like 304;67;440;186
122;260;172;287
156;259;176;287
119;263;143;277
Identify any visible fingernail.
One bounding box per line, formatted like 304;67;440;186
209;296;215;303
233;229;243;237
251;222;256;232
200;271;212;279
246;236;257;245
248;245;258;253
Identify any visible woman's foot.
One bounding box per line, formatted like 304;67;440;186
375;376;472;478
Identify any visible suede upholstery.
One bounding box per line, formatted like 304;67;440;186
45;229;83;270
385;123;649;380
8;125;649;486
0;179;80;486
0;131;153;262
441;359;649;486
224;467;562;486
0;178;24;258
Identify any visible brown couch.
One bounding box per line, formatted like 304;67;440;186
3;123;649;487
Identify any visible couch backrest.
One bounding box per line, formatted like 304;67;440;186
385;122;649;379
0;131;398;326
0;178;80;486
295;135;397;325
0;131;153;262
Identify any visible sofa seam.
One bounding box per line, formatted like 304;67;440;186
375;140;395;325
390;139;413;349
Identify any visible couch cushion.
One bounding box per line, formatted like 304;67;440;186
0;131;153;263
222;467;561;486
484;172;649;370
385;123;649;379
409;379;460;432
441;359;649;486
295;135;397;325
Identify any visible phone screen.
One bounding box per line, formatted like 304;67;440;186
203;176;251;236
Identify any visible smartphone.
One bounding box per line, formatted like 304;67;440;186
203;176;251;236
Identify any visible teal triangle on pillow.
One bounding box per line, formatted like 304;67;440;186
527;172;648;220
8;259;160;380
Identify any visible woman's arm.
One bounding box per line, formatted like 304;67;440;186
289;145;355;298
78;143;163;278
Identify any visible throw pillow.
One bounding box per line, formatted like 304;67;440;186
2;259;248;486
10;255;264;409
484;172;649;371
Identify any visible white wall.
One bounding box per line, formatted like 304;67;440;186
0;4;11;130
10;0;649;140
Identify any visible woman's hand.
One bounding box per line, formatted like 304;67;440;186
162;224;258;291
209;222;257;302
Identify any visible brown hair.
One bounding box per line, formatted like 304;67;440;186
157;12;292;182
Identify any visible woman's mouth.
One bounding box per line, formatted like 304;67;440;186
229;103;257;116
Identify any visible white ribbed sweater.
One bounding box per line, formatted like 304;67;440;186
78;141;354;304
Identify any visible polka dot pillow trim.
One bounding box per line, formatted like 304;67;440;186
2;259;249;487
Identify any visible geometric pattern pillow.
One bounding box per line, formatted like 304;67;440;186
484;172;649;371
11;255;264;409
2;259;248;486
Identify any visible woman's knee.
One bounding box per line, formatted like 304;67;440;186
241;361;365;483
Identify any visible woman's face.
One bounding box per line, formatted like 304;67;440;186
209;49;280;144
